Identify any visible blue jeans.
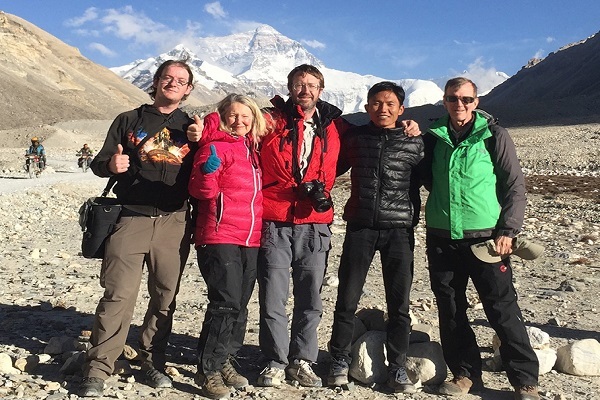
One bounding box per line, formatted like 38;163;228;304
330;224;414;368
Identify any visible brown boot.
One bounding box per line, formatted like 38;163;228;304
221;359;248;389
514;385;540;400
195;370;231;399
438;376;484;395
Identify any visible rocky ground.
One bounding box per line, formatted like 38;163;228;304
0;121;598;400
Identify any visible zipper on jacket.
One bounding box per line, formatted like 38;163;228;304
373;133;387;226
215;192;223;232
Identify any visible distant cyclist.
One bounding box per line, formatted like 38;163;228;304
77;143;94;168
26;137;46;170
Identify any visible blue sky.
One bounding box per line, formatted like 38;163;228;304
3;1;599;82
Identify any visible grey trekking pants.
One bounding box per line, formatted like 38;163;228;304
257;221;331;368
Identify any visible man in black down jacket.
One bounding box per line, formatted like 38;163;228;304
328;81;424;393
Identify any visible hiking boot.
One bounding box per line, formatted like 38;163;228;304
514;385;540;400
327;358;349;387
438;375;484;395
78;377;104;397
221;358;248;388
143;367;173;388
195;370;231;399
286;359;322;387
387;366;416;393
257;366;286;387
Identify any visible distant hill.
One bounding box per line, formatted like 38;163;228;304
479;31;600;126
0;11;149;133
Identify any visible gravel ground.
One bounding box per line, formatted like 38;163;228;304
0;121;598;400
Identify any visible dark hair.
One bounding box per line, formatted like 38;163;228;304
148;60;194;101
444;77;478;97
287;64;325;92
367;81;405;104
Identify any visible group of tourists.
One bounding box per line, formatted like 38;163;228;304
77;59;540;400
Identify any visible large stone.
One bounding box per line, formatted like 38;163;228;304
535;347;557;375
349;330;446;385
14;355;40;373
0;353;20;375
492;326;550;352
556;339;600;376
487;345;557;375
44;336;76;355
349;331;388;384
406;341;447;385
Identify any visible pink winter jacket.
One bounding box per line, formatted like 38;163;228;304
188;112;263;247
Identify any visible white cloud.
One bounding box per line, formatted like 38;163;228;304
88;42;117;57
546;36;556;43
64;7;98;27
301;39;325;49
460;58;508;94
204;2;227;19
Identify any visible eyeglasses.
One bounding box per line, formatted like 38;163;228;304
292;83;321;91
159;76;190;87
444;95;476;104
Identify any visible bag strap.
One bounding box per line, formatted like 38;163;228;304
101;176;118;197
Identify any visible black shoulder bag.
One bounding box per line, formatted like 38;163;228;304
78;176;122;259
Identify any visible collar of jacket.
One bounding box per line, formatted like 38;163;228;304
270;95;343;128
366;121;406;135
427;111;492;147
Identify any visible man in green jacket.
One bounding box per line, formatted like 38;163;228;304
422;77;539;400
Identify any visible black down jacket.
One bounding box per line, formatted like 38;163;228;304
337;122;424;229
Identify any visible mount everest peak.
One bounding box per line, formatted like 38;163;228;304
111;24;446;113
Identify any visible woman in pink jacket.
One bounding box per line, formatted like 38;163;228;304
188;94;266;399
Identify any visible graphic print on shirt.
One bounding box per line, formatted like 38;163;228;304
127;126;190;165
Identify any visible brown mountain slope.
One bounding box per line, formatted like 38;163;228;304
0;11;149;131
479;31;600;126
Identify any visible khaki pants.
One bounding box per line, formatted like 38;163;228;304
83;211;191;379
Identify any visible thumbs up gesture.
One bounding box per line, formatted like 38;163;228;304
202;144;221;174
108;144;130;174
187;114;204;142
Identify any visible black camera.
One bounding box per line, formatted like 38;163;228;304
298;180;333;213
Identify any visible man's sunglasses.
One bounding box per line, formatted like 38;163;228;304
445;95;476;104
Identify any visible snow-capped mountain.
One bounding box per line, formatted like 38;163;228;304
112;25;446;113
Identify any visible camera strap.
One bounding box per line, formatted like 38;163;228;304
288;114;328;186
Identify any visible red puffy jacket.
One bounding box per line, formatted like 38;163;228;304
261;96;350;224
189;112;262;247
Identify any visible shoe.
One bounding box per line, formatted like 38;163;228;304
514;385;540;400
221;358;248;388
327;358;349;387
78;377;104;397
195;371;231;399
438;375;484;395
257;366;286;387
387;366;416;393
143;367;173;388
286;359;322;387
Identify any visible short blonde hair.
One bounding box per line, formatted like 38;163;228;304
216;94;266;146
